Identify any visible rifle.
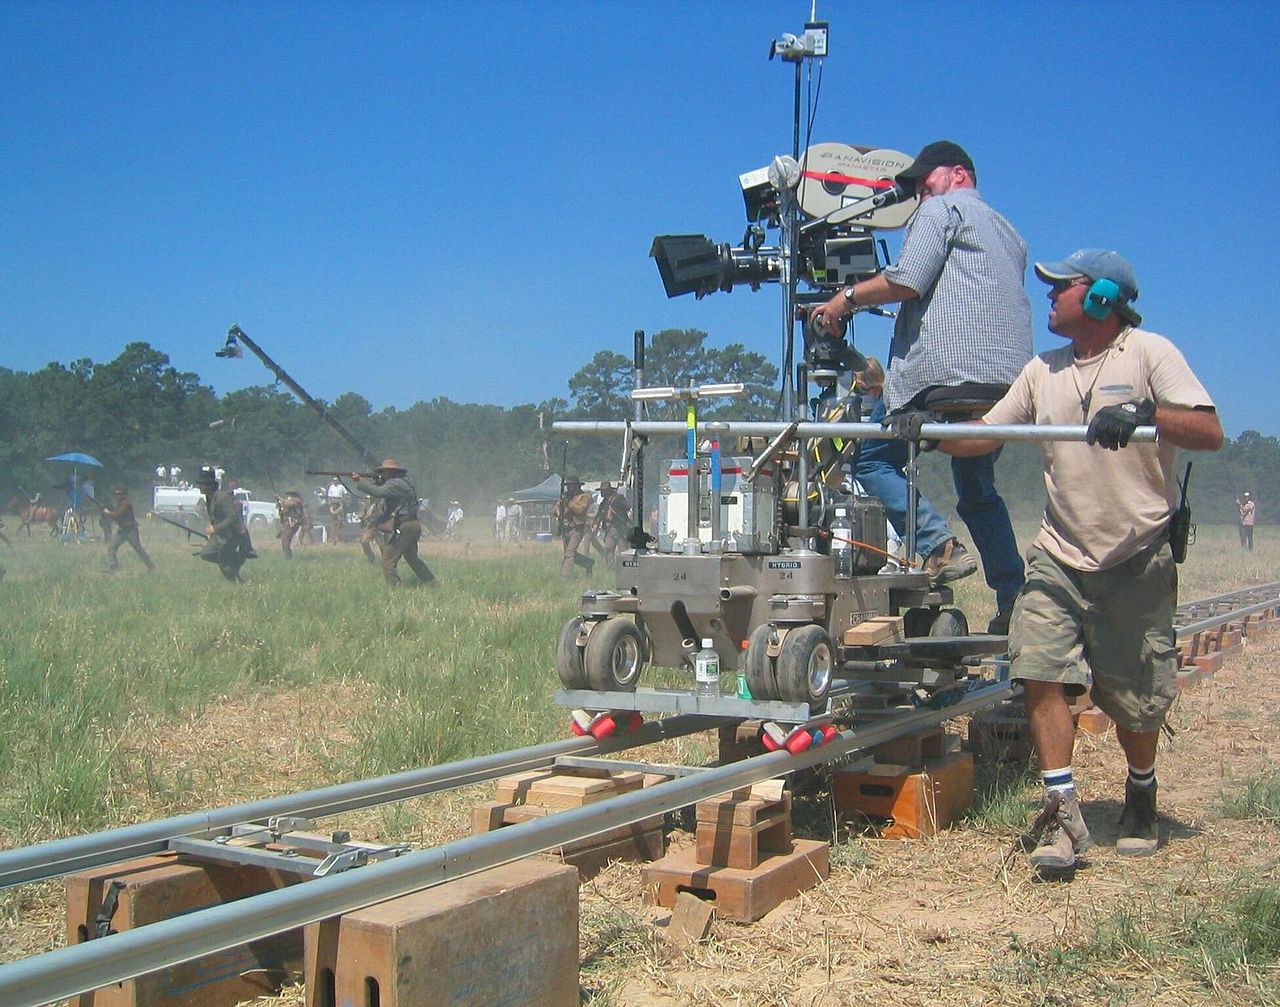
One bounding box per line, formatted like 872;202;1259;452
306;470;375;479
154;512;210;540
1168;461;1194;564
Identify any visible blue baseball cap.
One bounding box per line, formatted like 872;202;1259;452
1034;249;1139;301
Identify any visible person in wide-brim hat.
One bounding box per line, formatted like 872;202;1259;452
373;458;407;474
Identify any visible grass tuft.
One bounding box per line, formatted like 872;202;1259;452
1222;770;1280;823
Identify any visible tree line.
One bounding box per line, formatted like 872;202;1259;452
1;333;1268;526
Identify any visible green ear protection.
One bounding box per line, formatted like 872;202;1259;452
1083;277;1123;320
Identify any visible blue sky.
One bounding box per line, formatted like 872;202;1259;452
3;1;1277;435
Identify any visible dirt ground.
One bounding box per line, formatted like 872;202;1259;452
4;630;1279;1006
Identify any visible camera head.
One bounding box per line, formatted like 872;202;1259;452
650;143;917;301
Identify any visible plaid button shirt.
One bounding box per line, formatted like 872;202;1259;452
880;188;1033;412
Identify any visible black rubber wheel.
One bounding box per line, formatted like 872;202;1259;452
555;617;588;690
929;607;969;637
744;623;779;701
249;514;268;531
583;618;645;692
903;607;933;638
775;624;834;711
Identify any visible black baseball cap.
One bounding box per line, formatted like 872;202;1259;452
895;140;976;186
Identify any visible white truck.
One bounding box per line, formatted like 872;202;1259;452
151;486;279;533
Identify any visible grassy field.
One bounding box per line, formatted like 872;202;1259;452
0;519;1277;1004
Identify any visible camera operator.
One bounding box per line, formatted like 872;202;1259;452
812;140;1032;631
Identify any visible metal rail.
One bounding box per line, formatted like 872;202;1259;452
552;419;1158;444
0;682;1011;1007
1175;582;1280;631
0;714;729;891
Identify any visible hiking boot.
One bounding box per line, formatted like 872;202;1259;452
923;539;978;587
1029;790;1093;872
1116;781;1159;856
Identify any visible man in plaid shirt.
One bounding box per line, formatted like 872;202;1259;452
813;141;1032;631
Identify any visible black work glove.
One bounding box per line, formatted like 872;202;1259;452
1086;397;1156;450
882;411;938;451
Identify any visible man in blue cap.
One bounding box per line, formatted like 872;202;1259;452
811;140;1032;629
942;248;1222;872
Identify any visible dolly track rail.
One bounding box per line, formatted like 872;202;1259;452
0;683;1011;1007
0;714;732;891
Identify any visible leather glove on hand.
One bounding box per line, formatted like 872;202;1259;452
882;411;938;451
1086;397;1156;450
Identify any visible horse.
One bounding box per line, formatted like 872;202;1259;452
6;496;60;537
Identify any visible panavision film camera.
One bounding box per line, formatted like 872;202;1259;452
650;142;917;299
651;142;918;377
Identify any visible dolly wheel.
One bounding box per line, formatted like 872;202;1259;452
744;623;779;701
583;618;645;692
556;617;589;690
929;607;969;638
774;624;834;712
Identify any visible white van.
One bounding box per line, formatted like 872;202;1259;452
152;485;278;533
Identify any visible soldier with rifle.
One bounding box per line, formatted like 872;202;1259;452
592;481;630;568
100;486;156;572
554;477;594;578
275;491;307;559
194;466;254;582
350;459;436;587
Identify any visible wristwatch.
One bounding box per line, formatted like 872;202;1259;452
841;285;857;308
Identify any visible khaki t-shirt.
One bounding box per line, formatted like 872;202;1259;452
982;327;1214;572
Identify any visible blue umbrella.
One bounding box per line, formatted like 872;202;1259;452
46;453;105;524
46;452;104;467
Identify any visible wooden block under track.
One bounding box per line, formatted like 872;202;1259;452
494;768;645;809
642;839;829;923
832;751;974;839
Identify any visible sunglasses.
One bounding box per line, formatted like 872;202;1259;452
1049;277;1089;295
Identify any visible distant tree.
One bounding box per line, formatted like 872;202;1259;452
567;351;632;419
566;330;778;418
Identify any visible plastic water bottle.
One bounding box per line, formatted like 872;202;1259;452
736;642;752;700
831;506;854;579
694;638;720;696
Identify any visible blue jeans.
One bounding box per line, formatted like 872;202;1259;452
951;450;1025;613
854;400;953;561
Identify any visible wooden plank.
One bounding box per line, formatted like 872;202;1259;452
842;616;905;646
664;892;715;948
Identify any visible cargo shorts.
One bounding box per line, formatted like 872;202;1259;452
1009;540;1179;733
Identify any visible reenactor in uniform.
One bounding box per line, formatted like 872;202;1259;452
554;477;595;578
276;491;307;559
101;486;156;572
351;459;436;587
194;466;252;582
592;481;631;567
358;495;386;565
325;477;348;544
